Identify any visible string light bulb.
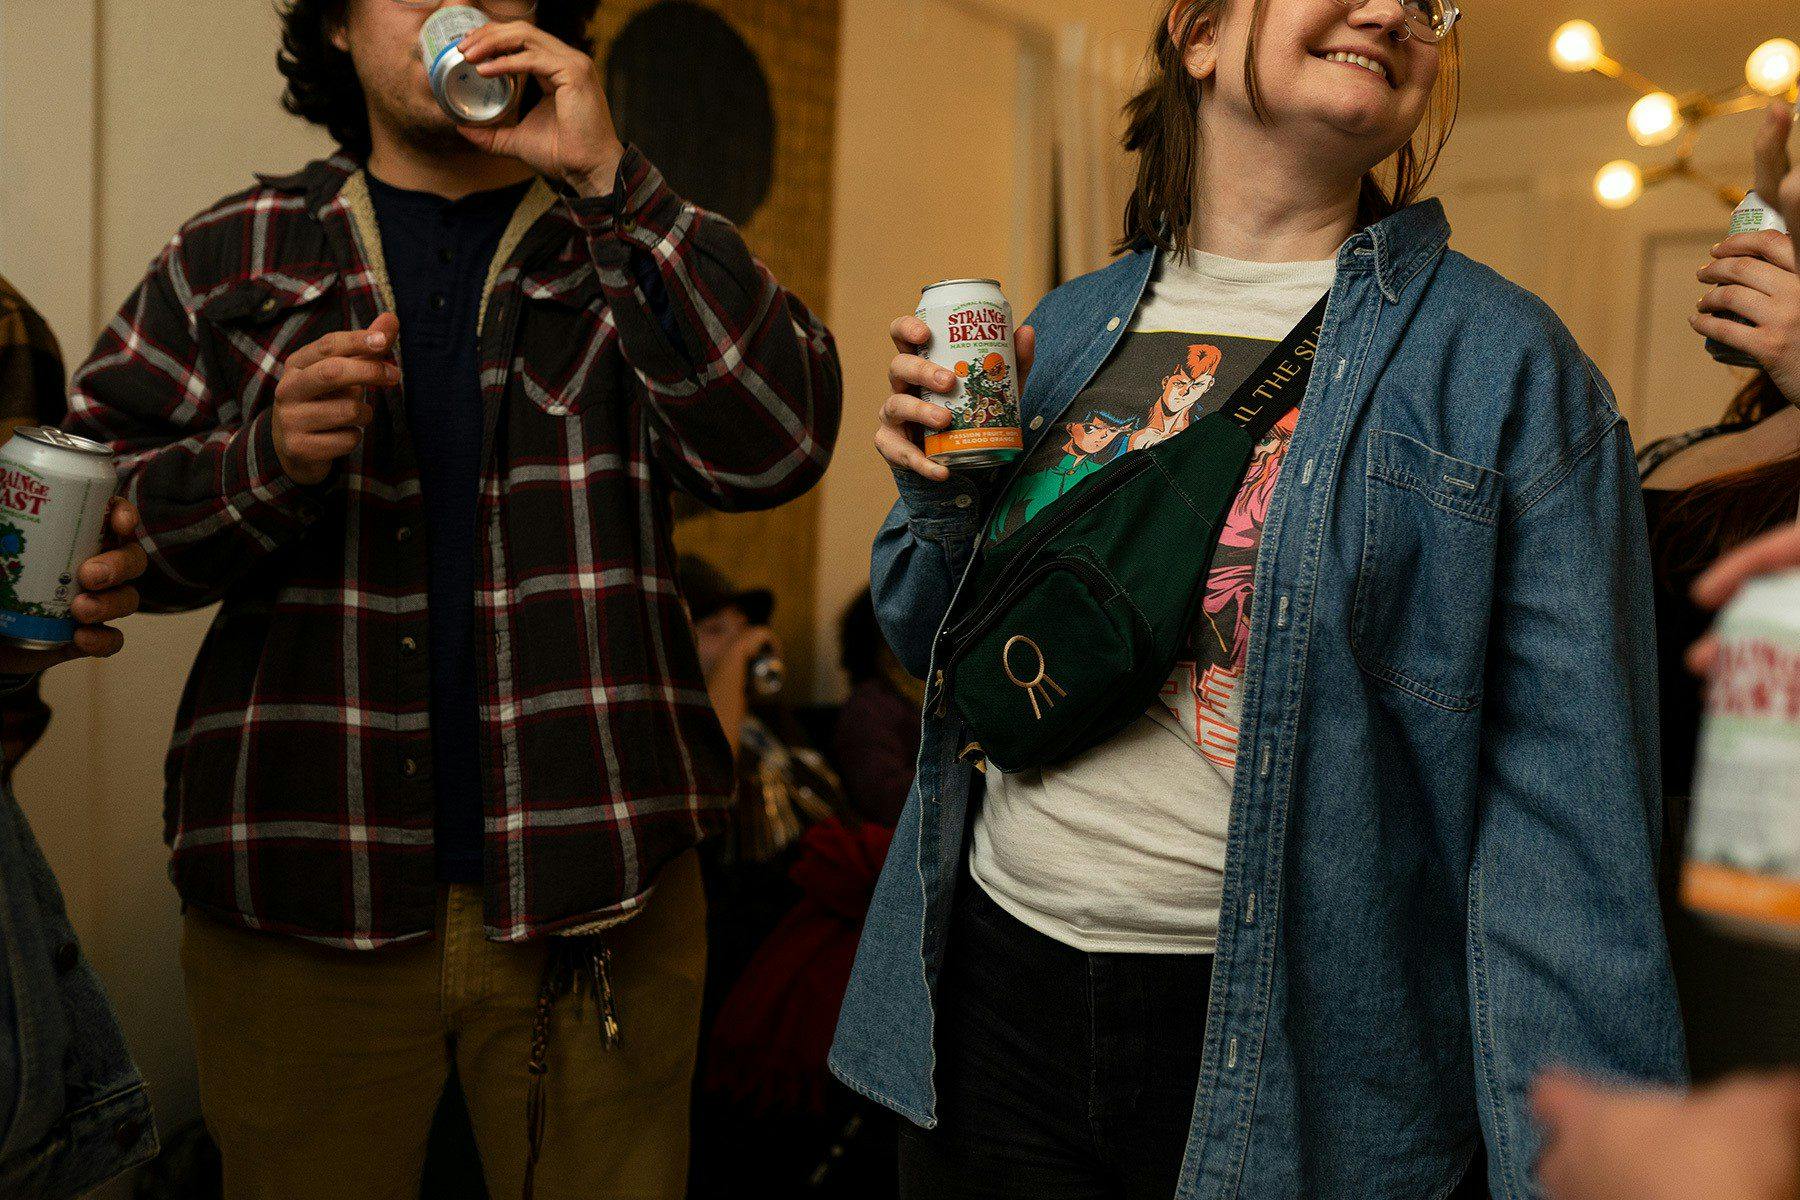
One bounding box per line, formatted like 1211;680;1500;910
1551;21;1606;73
1594;160;1645;209
1746;38;1800;97
1627;92;1683;146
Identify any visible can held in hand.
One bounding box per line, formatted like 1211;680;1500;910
1705;192;1789;369
915;279;1023;470
421;6;519;128
750;649;784;698
0;427;118;650
1682;568;1800;947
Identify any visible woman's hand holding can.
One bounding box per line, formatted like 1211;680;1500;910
876;316;1034;483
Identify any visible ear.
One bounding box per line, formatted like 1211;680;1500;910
329;12;351;54
1169;2;1221;84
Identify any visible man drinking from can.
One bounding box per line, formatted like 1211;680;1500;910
62;2;842;1197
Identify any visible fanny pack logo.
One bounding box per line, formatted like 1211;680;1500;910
1003;635;1066;720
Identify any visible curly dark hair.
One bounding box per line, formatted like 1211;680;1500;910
277;1;603;158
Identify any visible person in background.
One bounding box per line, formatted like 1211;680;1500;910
59;1;841;1196
832;587;921;826
680;555;858;1197
1534;519;1800;1200
1636;98;1800;1079
0;495;158;1199
1532;97;1800;1200
0;278;74;783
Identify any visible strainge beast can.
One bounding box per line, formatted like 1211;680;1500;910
421;6;520;128
1682;568;1800;947
0;427;118;650
915;279;1023;470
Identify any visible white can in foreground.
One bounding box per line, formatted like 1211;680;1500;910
1683;568;1800;946
0;427;118;650
421;6;519;128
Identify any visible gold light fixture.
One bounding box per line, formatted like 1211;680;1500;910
1549;21;1799;210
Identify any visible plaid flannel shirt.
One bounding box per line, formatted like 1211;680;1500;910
65;147;841;948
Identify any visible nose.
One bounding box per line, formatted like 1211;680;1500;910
1342;0;1410;39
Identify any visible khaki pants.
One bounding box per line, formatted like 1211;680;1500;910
179;852;706;1200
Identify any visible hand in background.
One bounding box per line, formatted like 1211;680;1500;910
703;624;778;760
1532;1068;1800;1200
0;498;146;674
1690;104;1799;400
1686;520;1800;675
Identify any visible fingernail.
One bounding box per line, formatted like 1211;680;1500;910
938;371;953;388
368;333;388;349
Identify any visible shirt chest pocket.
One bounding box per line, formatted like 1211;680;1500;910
514;260;606;419
197;269;342;420
1351;430;1502;712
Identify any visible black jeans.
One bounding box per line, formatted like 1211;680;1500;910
899;877;1214;1200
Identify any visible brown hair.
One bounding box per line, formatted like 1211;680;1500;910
1651;372;1800;578
1119;0;1462;253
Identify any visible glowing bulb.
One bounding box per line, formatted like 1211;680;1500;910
1551;21;1605;73
1746;38;1800;97
1594;160;1645;209
1627;92;1683;147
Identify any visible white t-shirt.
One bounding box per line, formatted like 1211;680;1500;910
970;250;1336;954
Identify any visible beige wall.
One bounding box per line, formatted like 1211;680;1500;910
1;3;330;1190
1432;98;1767;447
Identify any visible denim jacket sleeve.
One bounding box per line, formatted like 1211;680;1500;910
870;467;991;680
1469;396;1686;1196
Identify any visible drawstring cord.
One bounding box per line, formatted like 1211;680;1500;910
523;937;622;1199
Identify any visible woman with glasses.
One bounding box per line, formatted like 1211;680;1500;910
830;0;1685;1196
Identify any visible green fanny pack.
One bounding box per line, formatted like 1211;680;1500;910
926;297;1327;774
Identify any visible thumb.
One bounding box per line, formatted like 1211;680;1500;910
1016;324;1036;389
1753;100;1793;212
368;311;400;341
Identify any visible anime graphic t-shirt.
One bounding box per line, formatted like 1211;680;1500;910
970;250;1335;954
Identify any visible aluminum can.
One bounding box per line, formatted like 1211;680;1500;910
0;427;118;650
750;649;784;698
1706;192;1789;368
421;6;520;128
1682;568;1800;947
915;279;1023;469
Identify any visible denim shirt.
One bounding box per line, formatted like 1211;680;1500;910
2;773;157;1197
829;199;1685;1200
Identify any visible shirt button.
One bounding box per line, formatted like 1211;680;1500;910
400;636;418;653
54;942;79;973
1106;317;1121;332
403;758;420;779
258;296;280;316
1029;415;1044;431
430;294;448;312
438;246;455;265
114;1118;144;1149
396;526;414;544
954;495;974;509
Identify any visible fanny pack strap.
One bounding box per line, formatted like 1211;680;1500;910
1207;292;1328;447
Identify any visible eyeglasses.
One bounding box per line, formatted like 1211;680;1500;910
388;0;539;18
1332;0;1461;44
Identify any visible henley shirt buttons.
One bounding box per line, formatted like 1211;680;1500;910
430;294;448;312
400;636;418;654
403;758;420;779
396;526;414;544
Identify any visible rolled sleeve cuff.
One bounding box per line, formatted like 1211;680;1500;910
558;145;683;256
220;409;327;538
892;465;989;541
